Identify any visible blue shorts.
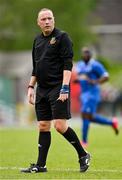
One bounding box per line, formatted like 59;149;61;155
80;93;100;114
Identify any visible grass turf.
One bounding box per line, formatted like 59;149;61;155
0;125;122;179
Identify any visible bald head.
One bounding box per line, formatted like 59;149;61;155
81;47;92;62
38;8;54;19
37;8;55;36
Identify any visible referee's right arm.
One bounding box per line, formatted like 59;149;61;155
27;39;37;105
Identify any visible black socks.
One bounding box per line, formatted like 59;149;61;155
36;127;86;167
62;127;87;158
37;131;51;167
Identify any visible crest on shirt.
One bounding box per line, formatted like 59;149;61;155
50;37;56;45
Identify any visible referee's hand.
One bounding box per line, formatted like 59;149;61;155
57;85;69;102
27;88;35;105
57;93;69;102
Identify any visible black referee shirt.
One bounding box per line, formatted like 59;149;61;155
32;28;73;88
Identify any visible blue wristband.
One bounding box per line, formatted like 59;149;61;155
60;85;69;94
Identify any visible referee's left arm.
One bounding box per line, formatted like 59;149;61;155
57;33;73;101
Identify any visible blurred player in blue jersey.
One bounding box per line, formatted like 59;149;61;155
75;47;119;147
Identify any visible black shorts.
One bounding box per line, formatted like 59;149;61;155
35;84;71;121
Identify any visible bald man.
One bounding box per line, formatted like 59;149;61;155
21;9;90;173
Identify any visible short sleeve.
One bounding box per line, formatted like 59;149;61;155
94;62;109;78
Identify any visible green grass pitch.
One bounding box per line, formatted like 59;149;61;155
0;125;122;179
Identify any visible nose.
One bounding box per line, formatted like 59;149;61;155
45;18;49;24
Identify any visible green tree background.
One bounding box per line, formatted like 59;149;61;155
0;0;97;60
0;0;122;88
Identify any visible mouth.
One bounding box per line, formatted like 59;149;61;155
45;26;50;28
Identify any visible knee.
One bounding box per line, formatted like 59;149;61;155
54;120;67;134
54;122;62;133
38;121;51;132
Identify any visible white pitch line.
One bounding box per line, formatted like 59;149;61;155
0;167;122;173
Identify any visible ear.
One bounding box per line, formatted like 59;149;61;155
37;18;39;26
53;17;55;25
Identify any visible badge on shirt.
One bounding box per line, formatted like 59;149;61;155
50;37;56;45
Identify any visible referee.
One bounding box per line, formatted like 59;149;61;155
21;8;90;173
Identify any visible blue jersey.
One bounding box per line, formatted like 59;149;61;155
75;59;109;102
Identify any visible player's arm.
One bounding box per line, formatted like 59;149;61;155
73;73;88;83
95;75;109;84
58;33;73;102
28;39;37;105
28;76;37;105
88;74;109;85
88;62;109;85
